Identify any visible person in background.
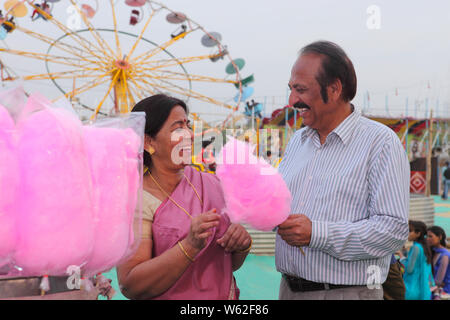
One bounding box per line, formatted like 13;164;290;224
398;220;434;300
427;226;450;299
442;161;450;200
381;254;406;300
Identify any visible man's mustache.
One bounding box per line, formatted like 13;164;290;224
292;102;311;110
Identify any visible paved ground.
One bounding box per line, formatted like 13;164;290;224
102;195;450;300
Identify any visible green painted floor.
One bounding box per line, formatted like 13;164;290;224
101;254;280;300
102;196;450;300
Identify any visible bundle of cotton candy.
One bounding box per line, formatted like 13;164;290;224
82;126;141;277
216;137;291;231
14;93;95;279
0;105;19;270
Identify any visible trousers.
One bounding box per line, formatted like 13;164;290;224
279;276;383;300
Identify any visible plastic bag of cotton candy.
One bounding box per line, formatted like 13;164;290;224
0;87;145;293
215;136;291;231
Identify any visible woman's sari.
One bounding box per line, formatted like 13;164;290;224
151;166;237;300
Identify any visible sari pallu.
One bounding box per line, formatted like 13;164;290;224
432;247;450;294
151;166;236;300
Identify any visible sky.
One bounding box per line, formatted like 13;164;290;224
1;0;450;122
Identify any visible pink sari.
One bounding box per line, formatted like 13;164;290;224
151;166;237;300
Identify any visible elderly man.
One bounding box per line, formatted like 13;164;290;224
276;41;410;300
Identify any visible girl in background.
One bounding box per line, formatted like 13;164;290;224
399;220;434;300
427;226;450;299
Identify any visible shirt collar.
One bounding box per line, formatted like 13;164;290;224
300;104;360;146
332;104;360;146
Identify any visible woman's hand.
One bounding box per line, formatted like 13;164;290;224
185;209;221;251
217;223;252;253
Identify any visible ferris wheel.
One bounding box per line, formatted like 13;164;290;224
0;0;254;126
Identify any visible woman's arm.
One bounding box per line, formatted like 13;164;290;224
231;241;252;271
116;220;200;300
117;211;220;299
402;245;419;274
435;255;449;287
217;224;252;272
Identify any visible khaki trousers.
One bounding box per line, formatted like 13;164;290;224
279;277;383;300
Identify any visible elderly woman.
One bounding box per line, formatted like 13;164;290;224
117;94;252;300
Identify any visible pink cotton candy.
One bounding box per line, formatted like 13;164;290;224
14;94;95;276
83;127;141;276
0;105;19;268
216;137;291;231
123;128;142;257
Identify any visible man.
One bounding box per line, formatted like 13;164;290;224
276;41;410;300
442;161;450;200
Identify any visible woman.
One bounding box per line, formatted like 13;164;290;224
399;220;434;300
427;226;450;298
117;94;252;300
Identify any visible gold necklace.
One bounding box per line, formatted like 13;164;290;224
148;170;203;219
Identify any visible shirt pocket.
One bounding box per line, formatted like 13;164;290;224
315;174;368;221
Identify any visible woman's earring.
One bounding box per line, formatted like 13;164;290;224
147;146;155;155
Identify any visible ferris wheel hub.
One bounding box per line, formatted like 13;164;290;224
115;59;131;70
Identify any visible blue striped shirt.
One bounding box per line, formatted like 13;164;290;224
275;108;410;285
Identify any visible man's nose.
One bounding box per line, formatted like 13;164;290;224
288;92;300;107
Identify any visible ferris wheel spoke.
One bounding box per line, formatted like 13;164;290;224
91;70;121;119
127;8;160;61
127;81;144;102
125;82;136;108
0;48;102;68
23;67;105;81
129;77;157;97
14;26;107;67
24;0;109;62
134;54;214;72
117;70;134;113
69;0;117;60
52;69;116;102
131;28;197;64
148;69;237;84
110;0;122;59
135;76;234;110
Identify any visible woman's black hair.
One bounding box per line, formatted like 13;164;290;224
409;220;432;265
300;40;357;103
428;225;447;248
131;94;188;168
427;225;447;275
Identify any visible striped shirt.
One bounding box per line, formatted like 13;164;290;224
275;107;410;285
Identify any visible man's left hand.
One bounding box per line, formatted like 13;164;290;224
277;214;312;247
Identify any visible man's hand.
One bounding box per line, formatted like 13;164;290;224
277;214;312;247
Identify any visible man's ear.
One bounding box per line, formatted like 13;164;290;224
327;78;343;103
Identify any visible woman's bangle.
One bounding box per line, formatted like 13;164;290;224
236;238;252;254
177;241;195;262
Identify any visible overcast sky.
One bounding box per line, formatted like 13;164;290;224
1;0;449;120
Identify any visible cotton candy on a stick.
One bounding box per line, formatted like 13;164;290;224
0;105;19;269
216;137;291;231
14;94;95;276
83;126;141;276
